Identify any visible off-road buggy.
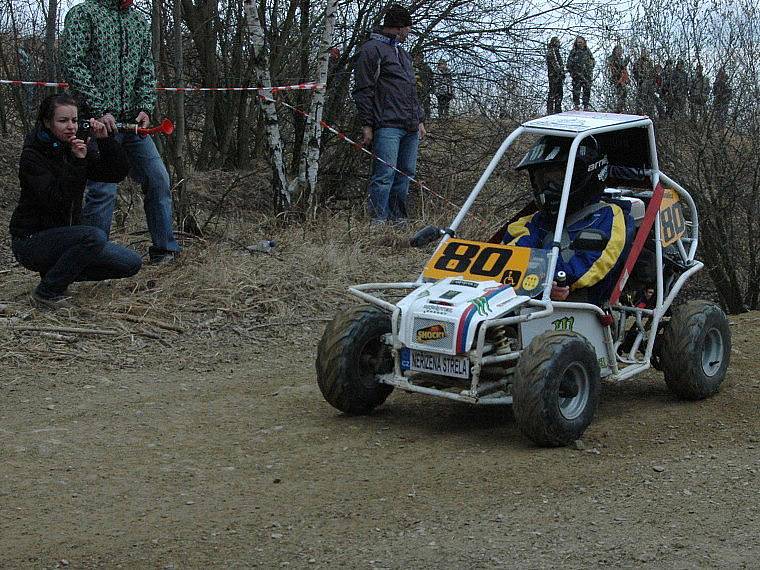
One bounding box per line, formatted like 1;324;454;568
316;111;731;447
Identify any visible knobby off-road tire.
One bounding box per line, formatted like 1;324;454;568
316;305;394;415
513;331;601;447
660;300;731;400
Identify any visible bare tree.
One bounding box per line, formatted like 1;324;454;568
244;0;292;209
291;0;339;215
630;0;760;312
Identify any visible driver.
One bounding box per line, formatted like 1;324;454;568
501;135;634;304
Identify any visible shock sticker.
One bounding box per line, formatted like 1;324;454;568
416;324;447;343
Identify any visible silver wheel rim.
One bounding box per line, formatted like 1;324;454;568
558;362;590;420
701;327;724;377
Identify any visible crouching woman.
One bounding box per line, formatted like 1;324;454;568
9;94;142;309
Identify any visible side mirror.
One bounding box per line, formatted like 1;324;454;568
409;225;453;248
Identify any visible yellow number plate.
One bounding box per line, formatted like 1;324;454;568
659;188;686;247
423;239;532;285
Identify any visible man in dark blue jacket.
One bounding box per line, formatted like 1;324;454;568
502;136;634;305
353;4;426;223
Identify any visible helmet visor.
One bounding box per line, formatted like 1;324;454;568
532;164;566;192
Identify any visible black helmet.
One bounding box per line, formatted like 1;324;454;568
516;135;609;221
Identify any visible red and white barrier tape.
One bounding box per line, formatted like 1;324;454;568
2;76;466;218
156;81;323;93
0;79;69;88
1;78;323;93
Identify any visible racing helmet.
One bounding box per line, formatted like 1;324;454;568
516;135;609;220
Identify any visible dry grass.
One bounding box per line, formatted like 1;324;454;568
0;122;522;374
0;212;438;374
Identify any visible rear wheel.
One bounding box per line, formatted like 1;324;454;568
660;301;731;400
513;331;601;447
316;305;394;414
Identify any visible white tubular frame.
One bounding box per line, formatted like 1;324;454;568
349;116;702;403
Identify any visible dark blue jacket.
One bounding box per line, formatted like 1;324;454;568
352;31;424;131
502;202;634;304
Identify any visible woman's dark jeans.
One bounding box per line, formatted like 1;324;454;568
12;225;142;298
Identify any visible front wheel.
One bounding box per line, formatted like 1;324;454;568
512;331;601;447
316;305;394;415
660;300;731;400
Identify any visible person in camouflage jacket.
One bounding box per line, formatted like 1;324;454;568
546;37;564;114
607;45;630;113
632;48;656;117
60;0;155;121
689;63;710;120
670;59;689;117
712;67;732;128
566;36;595;111
60;0;180;263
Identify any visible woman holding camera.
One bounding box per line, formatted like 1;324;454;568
9;94;142;309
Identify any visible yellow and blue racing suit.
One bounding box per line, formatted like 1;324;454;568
502;201;634;304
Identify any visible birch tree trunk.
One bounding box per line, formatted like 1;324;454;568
44;0;57;81
243;0;291;210
293;0;339;216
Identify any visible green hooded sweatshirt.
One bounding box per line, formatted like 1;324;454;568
60;0;156;121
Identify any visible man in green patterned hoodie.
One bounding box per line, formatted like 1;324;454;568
60;0;180;263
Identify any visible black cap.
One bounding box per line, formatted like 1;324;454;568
384;4;412;28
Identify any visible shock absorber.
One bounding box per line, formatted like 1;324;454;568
491;326;513;355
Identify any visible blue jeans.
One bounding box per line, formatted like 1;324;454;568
83;133;180;256
367;127;420;222
12;226;142;298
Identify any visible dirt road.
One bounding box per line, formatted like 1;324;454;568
2;311;758;569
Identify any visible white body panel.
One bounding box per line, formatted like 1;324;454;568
520;309;613;376
396;277;530;356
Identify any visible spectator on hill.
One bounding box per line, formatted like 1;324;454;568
412;50;434;121
607;45;630;113
689;62;710;120
632;48;656;117
434;59;455;119
352;4;425;224
713;67;732;128
653;63;666;118
567;36;595;111
670;59;689;117
60;0;180;264
9;94;141;309
660;59;675;117
546;37;565;114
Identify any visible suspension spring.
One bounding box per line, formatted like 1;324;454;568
491;326;513;355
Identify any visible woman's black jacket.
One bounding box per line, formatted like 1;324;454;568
9;126;129;238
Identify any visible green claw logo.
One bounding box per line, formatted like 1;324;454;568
552;316;575;331
471;296;491;316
